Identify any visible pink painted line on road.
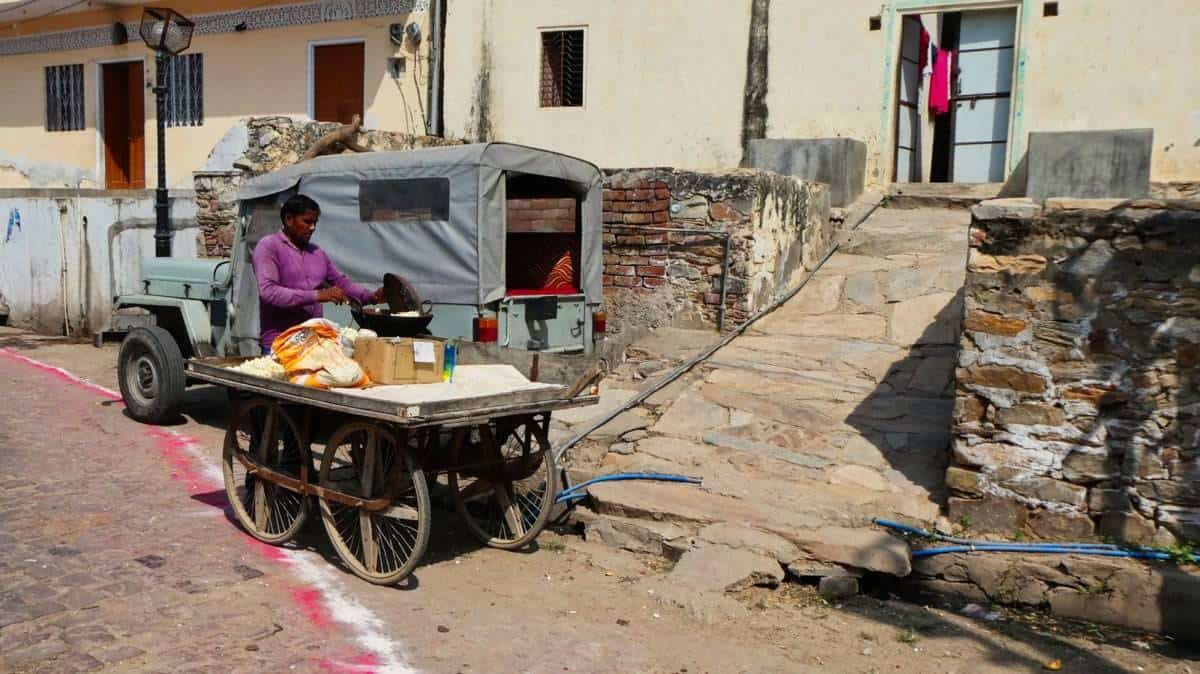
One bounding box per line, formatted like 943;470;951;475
0;348;122;400
0;348;416;674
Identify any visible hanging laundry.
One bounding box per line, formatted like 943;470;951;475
929;48;954;116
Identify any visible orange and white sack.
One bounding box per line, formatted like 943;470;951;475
271;318;370;389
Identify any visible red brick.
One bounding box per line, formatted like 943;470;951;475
603;189;621;200
602;275;615;287
709;201;742;221
623;213;653;224
647;257;669;266
644;234;668;245
602;254;620;265
614;276;640;287
643;277;667;288
506;198;531;210
627;189;655;201
602;233;616;244
655;188;671;199
652;211;670;223
616;234;645;245
609;265;635;276
642;246;669;256
637;265;667;277
703;293;722;305
602;200;614;210
603;212;623;224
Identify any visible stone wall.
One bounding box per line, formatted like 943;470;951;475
601;168;832;335
193;116;461;257
950;197;1200;545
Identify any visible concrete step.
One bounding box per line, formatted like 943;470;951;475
885;183;1003;210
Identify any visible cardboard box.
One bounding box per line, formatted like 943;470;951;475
353;337;445;385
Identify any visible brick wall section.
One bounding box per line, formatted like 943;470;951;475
600;168;831;335
951;197;1200;545
507;197;576;233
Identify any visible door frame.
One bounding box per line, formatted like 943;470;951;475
94;56;147;190
882;0;1026;183
307;37;366;121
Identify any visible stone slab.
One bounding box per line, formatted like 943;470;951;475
650;392;729;438
1026;129;1153;201
697;522;802;563
667;546;784;593
790;527;912;576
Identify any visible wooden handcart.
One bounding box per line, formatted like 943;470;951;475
186;357;600;585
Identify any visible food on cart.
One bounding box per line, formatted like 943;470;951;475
272;318;370;389
227;356;286;380
337;327;377;357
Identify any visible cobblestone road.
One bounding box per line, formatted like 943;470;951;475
0;354;371;673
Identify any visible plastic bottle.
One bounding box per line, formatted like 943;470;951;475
442;339;457;383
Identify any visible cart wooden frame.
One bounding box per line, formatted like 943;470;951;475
189;357;599;585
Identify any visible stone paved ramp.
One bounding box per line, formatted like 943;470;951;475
565;206;972;578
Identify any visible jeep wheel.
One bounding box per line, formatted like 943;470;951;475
118;326;186;424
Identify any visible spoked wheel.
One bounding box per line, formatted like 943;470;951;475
317;422;431;585
448;415;558;550
222;397;310;544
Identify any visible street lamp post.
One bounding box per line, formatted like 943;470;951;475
139;8;195;258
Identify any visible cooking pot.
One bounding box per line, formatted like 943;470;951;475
351;301;435;337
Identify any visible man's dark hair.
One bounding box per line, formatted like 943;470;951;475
280;194;320;224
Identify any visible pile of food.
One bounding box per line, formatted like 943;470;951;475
225;322;379;388
229;356;286;380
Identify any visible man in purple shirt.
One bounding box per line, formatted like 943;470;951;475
252;194;384;352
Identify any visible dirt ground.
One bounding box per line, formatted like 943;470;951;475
1;326;1197;673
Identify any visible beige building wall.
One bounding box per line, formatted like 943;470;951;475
442;0;752;169
0;2;431;189
444;0;1199;183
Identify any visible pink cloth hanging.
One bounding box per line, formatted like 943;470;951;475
929;48;953;116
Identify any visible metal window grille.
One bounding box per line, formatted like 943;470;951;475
45;64;85;132
164;53;204;127
540;30;584;108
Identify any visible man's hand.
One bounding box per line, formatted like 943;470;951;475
316;287;348;305
371;287;387;305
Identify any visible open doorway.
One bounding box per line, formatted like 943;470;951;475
101;60;146;189
893;7;1017;184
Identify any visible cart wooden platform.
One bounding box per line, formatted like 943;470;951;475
186;356;601;585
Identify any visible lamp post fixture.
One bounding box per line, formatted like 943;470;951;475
139;8;195;258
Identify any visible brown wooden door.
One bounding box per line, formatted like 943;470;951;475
102;61;146;189
313;43;365;123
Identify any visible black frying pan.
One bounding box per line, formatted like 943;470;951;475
351;302;434;337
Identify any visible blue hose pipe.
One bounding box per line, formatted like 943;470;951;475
554;472;702;504
873;517;1200;564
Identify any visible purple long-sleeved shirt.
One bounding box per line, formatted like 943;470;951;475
251;231;374;349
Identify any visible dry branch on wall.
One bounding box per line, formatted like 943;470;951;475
300;114;370;161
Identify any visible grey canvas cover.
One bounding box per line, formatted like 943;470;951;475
226;143;602;356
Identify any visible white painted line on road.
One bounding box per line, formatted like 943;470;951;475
0;348;418;674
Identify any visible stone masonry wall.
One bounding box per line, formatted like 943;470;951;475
601;168;831;335
950;197;1200;545
194;116;461;257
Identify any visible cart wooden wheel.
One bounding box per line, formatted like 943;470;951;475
317;422;431;585
448;415;559;550
222;397;310;544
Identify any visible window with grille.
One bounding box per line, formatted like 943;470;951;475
540;30;584;108
45;64;85;132
164;53;204;127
